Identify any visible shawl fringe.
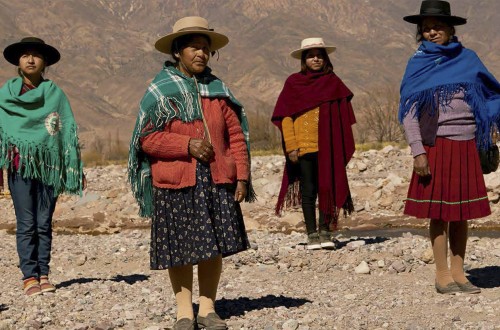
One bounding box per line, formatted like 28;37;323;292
0;125;82;195
399;82;493;149
128;64;255;218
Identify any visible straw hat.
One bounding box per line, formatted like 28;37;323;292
3;37;60;66
290;37;336;59
403;0;467;25
155;16;229;54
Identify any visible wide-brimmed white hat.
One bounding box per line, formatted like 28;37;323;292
290;37;336;59
155;16;229;54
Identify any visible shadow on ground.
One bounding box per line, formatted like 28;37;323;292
335;236;390;249
295;235;390;250
0;304;8;312
56;274;149;289
208;295;311;319
468;266;500;289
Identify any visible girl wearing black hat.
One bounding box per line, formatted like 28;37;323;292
399;1;500;294
0;37;85;296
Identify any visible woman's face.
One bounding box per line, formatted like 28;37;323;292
177;35;210;77
18;49;45;77
304;48;325;72
421;17;453;45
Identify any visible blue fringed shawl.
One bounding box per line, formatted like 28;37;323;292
399;37;500;150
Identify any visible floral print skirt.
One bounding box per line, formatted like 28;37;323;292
150;162;250;269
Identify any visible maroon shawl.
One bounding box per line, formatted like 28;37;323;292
271;70;356;228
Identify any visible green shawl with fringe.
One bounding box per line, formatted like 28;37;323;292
128;62;255;218
0;77;83;195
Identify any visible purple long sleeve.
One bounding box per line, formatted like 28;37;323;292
403;91;476;157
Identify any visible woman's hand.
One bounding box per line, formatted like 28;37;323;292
234;181;247;202
288;150;299;163
189;138;214;162
413;154;431;176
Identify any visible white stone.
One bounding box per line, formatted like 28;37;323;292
354;261;370;274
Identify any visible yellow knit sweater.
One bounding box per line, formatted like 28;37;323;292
281;107;319;156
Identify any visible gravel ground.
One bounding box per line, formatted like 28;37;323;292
0;229;498;330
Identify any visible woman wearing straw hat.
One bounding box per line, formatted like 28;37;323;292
399;0;500;294
128;16;254;330
271;37;356;250
0;37;85;296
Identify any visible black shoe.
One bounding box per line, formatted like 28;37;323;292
306;233;321;250
319;230;336;250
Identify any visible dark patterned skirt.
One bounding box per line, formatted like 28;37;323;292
150;162;250;269
404;137;491;221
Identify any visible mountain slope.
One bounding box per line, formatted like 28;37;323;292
0;0;498;147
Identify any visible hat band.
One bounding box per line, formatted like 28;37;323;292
422;9;450;15
177;26;214;33
303;43;326;48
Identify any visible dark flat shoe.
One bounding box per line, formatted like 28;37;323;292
197;312;227;330
173;318;195;330
456;281;481;294
435;282;461;295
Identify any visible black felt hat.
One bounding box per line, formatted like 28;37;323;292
403;0;467;25
3;37;61;66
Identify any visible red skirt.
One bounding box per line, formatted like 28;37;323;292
404;137;491;221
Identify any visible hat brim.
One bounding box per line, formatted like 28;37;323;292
155;30;229;54
3;42;60;66
290;46;336;59
403;14;467;25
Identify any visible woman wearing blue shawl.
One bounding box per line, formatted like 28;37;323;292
399;1;500;295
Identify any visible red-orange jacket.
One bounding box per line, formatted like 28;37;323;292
141;97;249;189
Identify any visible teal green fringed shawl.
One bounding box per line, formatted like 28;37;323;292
0;77;83;195
128;62;255;217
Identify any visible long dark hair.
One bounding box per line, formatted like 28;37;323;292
300;48;333;74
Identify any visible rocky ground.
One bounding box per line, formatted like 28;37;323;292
0;147;499;329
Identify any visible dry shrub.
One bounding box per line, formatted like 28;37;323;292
82;129;128;166
247;102;281;151
353;85;405;144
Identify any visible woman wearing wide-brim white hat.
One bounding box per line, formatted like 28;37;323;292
129;16;254;330
289;37;336;59
272;37;356;252
154;16;229;55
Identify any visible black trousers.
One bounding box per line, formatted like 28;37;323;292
299;152;328;234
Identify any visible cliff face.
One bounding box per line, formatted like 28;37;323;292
1;0;498;145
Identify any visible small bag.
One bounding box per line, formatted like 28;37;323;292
479;145;499;174
479;128;499;174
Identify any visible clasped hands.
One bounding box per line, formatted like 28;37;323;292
188;138;247;202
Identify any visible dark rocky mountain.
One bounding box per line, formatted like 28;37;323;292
1;0;498;147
